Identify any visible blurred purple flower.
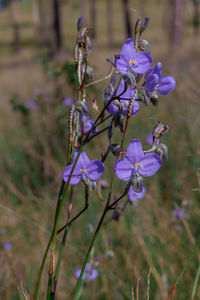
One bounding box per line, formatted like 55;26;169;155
107;79;139;116
63;97;73;107
79;114;98;136
63;150;104;185
145;62;176;95
75;263;98;282
128;185;146;206
174;208;185;220
115;38;152;75
3;242;12;251
115;139;162;181
26;100;38;110
146;132;153;145
146;132;159;145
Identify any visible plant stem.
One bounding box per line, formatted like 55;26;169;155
34;180;65;299
73;206;108;300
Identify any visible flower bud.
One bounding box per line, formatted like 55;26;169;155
113;114;124;132
156;143;168;160
152;122;168;139
75;101;88;115
123;72;136;85
86;65;94;79
110;74;116;87
131;173;143;193
138;39;150;52
77;16;83;31
82;173;97;191
106;56;115;67
138;89;150;105
140;17;150;34
134;17;142;35
110;144;120;157
108;122;113;142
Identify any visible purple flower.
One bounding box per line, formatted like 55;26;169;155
63;97;73;107
107;79;139;116
174;208;185;220
75;263;98;282
115;139;162;181
63;151;104;185
128;185;146;206
115;38;152;75
146;132;159;145
3;242;12;251
79;114;98;136
145;62;176;95
26;100;38;110
146;132;153;145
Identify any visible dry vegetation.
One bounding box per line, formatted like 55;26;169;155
0;0;200;299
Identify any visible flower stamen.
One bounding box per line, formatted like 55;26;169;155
135;163;141;167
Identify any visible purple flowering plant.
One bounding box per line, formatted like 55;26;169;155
75;263;98;282
34;13;176;300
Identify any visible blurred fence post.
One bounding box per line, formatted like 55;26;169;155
31;0;41;38
168;0;183;48
53;0;62;50
90;0;97;39
8;0;20;52
192;0;200;35
106;0;114;47
81;0;88;22
122;0;132;38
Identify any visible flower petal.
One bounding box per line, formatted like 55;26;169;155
62;165;82;185
138;153;162;176
130;101;140;116
128;185;146;202
88;269;98;281
146;132;153;145
126;139;144;165
115;53;129;74
145;74;159;93
152;62;162;79
157;76;176;95
134;52;152;74
122;38;135;58
73;150;90;169
86;160;104;181
114;158;133;181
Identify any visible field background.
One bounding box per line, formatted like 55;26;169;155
0;0;200;299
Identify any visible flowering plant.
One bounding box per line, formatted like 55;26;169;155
34;12;175;300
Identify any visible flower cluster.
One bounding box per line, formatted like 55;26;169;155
62;33;175;204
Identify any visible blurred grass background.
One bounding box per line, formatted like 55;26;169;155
0;0;200;299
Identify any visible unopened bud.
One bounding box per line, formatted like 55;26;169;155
82;173;97;190
156;143;168;160
138;89;150;105
110;144;120;157
140;17;150;34
75;101;88;115
77;16;83;31
124;72;136;85
134;17;142;35
108;122;113;141
86;65;94;79
138;39;150;52
131;173;143;193
152;122;168;139
106;56;115;67
110;74;116;87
